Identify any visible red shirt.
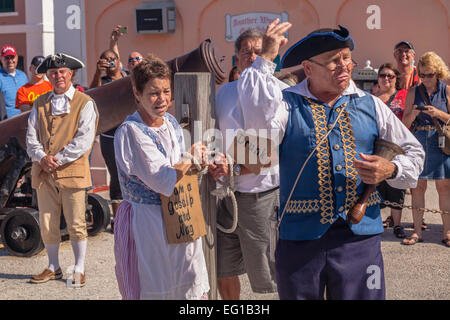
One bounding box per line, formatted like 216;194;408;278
384;89;407;121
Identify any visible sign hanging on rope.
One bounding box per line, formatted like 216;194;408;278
160;171;206;244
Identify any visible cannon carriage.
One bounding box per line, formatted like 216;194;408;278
0;136;111;257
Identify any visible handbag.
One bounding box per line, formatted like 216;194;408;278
417;85;450;155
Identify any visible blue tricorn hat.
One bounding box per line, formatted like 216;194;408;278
280;25;354;69
36;53;85;74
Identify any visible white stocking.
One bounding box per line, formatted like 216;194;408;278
71;239;87;274
45;243;60;272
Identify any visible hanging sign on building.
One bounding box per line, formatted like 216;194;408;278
225;11;289;42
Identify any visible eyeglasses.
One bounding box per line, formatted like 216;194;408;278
308;58;357;72
394;48;414;55
418;72;436;79
378;73;396;80
128;56;143;63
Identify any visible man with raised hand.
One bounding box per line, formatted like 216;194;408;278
237;20;424;300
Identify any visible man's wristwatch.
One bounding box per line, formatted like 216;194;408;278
233;164;242;176
388;163;398;180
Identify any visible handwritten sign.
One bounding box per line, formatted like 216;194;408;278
227;129;278;175
225;12;289;42
160;172;206;244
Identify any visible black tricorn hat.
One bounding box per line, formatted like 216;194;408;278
280;25;354;69
36;53;85;74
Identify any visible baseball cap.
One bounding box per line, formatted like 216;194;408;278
31;56;45;67
1;45;17;57
394;41;414;50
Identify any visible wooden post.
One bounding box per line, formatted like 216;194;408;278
174;72;217;300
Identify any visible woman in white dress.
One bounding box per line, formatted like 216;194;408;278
113;54;210;300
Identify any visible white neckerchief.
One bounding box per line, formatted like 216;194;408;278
48;85;75;116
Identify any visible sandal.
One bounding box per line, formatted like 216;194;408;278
441;239;450;248
401;235;424;245
383;216;394;228
393;226;406;239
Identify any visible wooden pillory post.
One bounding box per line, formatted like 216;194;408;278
174;72;218;300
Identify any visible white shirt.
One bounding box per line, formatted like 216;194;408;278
26;85;98;166
237;56;425;190
114;112;209;299
215;77;288;193
114;113;178;198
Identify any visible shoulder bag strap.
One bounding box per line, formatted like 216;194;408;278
386;90;398;107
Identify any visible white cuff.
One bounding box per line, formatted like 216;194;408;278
254;56;277;74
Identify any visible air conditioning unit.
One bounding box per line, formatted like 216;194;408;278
135;1;176;34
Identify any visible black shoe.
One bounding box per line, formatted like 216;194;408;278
393;225;406;239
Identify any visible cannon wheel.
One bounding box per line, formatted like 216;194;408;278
0;208;44;257
85;193;111;236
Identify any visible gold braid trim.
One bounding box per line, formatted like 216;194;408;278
285;199;321;214
307;98;334;225
336;108;359;212
285;193;381;215
347;191;382;209
286;100;381;219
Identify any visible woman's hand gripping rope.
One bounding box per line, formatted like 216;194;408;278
181;150;239;234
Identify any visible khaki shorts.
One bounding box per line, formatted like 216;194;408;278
217;187;279;294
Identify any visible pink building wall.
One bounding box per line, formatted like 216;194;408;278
84;0;450;84
0;0;27;70
82;0;450;188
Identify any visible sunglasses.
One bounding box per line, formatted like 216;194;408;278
379;73;396;80
418;72;436;79
128;56;143;63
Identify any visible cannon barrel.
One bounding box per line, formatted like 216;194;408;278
0;38;226;148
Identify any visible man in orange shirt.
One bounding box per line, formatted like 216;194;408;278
15;56;53;112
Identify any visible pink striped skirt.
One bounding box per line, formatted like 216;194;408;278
114;201;140;300
114;200;209;300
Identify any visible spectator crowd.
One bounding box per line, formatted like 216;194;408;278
0;22;449;301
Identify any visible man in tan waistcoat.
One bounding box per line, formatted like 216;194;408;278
26;53;98;287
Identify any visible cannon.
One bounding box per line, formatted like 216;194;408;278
0;39;226;257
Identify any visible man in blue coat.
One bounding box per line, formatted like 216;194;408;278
236;20;425;299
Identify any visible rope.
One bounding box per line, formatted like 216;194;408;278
181;152;239;234
211;153;239;234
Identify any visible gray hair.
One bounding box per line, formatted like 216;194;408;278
234;28;264;54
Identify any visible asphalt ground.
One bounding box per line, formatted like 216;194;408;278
0;183;448;300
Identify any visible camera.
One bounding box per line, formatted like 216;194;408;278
108;61;116;68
